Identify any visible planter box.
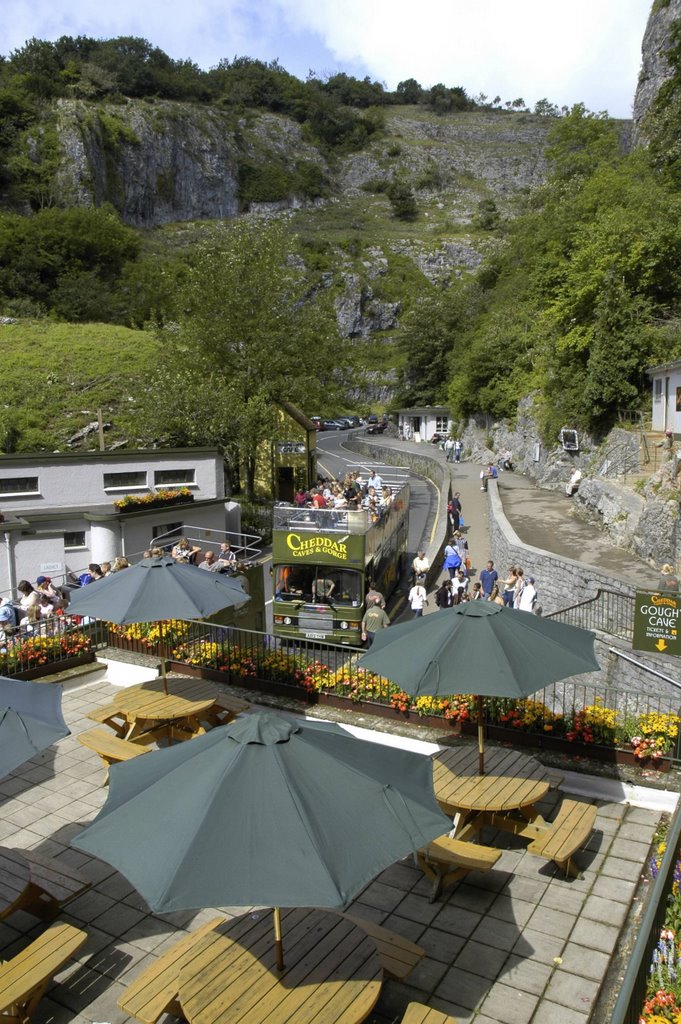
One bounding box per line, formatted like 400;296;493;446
480;723;672;772
167;662;673;772
115;496;195;513
9;652;96;681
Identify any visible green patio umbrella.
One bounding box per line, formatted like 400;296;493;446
72;711;449;969
66;555;250;691
0;677;70;779
358;601;600;774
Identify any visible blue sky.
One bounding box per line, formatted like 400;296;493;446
4;0;652;118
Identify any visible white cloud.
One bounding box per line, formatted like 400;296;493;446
2;0;651;116
272;0;650;115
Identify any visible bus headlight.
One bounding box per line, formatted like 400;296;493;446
284;617;292;626
339;621;349;630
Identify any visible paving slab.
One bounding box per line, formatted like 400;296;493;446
0;675;668;1024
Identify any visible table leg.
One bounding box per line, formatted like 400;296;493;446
482;808;550;841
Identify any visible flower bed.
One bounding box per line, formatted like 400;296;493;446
640;826;681;1022
105;625;681;768
0;631;94;678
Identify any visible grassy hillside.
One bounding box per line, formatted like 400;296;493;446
0;320;159;451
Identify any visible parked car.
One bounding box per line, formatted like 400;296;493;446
309;416;324;430
366;413;379;424
322;419;343;431
333;417;352;429
344;415;362;428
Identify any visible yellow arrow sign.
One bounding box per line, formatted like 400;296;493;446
656;639;668;652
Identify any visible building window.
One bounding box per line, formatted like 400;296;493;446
151;522;183;544
654;379;662;400
103;471;147;491
153;469;195;487
64;531;86;550
435;416;449;433
0;476;39;496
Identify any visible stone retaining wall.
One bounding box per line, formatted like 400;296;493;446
488;479;681;703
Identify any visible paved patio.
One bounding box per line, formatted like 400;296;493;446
0;672;668;1024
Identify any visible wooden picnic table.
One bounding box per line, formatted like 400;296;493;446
178;906;383;1024
110;677;219;741
432;744;560;842
0;848;30;920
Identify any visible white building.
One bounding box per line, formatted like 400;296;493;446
396;407;452;443
647;359;681;433
0;448;242;594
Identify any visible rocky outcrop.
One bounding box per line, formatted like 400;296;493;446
54;100;327;226
633;0;681;144
334;274;401;338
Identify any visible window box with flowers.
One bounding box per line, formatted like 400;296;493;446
114;488;195;512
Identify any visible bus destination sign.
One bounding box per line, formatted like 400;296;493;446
633;591;681;656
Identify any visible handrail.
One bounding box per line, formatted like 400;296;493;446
609;802;681;1024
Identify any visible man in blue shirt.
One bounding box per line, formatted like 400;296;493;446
479;560;498;598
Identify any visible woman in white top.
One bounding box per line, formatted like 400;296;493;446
17;580;41;624
408;580;428;617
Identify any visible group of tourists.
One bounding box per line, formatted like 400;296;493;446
293;470;394;521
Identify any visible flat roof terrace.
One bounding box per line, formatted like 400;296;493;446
0;667;672;1024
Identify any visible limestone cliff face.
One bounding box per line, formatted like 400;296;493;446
54;99;327;227
633;0;681;143
52;100;553;229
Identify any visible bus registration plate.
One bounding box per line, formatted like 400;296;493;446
305;631;327;640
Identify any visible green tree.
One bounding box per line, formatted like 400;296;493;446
387;179;417;221
150;220;346;497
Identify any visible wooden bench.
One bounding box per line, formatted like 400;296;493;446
204;691;251;727
527;797;598;878
343;915;425;981
86;702;128;737
402;1000;460;1023
417;835;502;902
0;921;87;1024
77;727;152;783
8;847;91;921
118;916;224;1024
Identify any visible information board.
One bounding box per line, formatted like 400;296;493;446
276;442;306;456
633;591;681;656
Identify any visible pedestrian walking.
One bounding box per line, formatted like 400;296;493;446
454;439;462;463
408;578;428;617
444;437;455;462
443;542;462;579
434;579;454;609
361;602;390;646
448;492;462;532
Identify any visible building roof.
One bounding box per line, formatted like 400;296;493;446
396;406;451;416
277;401;317;431
0;447;222;467
646;358;681;376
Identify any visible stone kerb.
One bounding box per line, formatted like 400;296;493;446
345;437;449;591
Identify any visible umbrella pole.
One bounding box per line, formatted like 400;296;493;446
477;695;485;775
159;621;168;695
273;907;285;971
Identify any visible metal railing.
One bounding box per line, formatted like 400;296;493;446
548;589;635;642
610;804;681;1024
0;614;108;677
106;620;681;759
